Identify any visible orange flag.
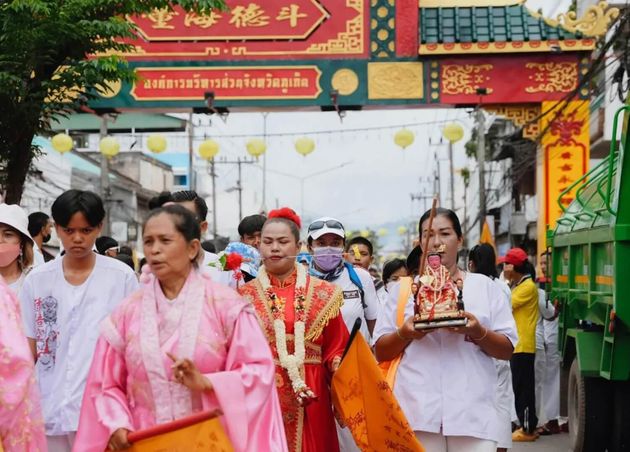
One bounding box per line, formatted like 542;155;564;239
479;219;495;249
332;333;424;452
125;411;233;452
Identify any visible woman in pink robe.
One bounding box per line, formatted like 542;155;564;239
0;277;46;451
73;205;287;452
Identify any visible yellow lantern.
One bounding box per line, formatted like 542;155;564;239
360;229;370;238
294;137;315;157
377;228;388;237
198;139;219;160
51;133;73;154
397;225;408;235
345;230;354;238
147;134;167;153
394;129;414;149
99;137;120;159
246;139;267;158
442;122;465;143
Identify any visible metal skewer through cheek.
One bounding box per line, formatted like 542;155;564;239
415;197;438;317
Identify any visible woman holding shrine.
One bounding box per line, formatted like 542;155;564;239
239;208;349;452
0;276;46;451
73;205;287;452
373;207;518;452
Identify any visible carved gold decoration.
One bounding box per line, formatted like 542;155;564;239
485;104;541;139
441;64;494;95
419;40;596;55
368;62;423;99
331;69;359;95
529;1;619;38
525;62;577;93
420;0;525;6
305;0;363;54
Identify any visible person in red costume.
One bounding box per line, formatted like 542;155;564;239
239;208;350;452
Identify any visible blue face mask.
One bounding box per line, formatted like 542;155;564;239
313;246;344;272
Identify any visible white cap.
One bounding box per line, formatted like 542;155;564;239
307;217;345;240
0;204;34;244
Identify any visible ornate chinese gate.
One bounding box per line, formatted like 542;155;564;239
93;0;618;247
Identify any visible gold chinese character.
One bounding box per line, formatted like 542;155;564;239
230;3;270;28
184;11;222;28
144;8;179;30
277;4;308;27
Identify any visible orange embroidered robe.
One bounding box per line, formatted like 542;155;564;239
240;271;349;452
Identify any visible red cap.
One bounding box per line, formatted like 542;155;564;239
498;248;528;266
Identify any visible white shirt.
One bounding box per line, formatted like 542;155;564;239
19;254;139;435
330;266;379;340
373;273;518;442
33;245;45;267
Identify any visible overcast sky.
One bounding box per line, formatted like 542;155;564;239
161;0;574;247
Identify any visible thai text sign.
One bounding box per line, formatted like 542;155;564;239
541;100;590;228
131;66;323;101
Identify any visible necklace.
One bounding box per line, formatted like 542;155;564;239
259;263;316;406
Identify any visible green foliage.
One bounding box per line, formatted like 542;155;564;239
460;167;471;188
0;0;225;202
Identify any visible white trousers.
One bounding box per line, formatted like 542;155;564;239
541;318;561;421
47;432;76;452
336;419;361;452
495;358;515;448
415;431;497;452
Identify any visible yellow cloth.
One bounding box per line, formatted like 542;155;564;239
332;333;424;452
511;277;539;353
129;417;234;452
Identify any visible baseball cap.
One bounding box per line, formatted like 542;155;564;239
307;217;345;241
0;204;34;244
498;247;528;266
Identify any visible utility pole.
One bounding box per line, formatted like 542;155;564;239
448;140;456;211
261;112;269;212
236;157;243;221
188;113;195;191
210;159;217;244
99;115;110;236
476;107;487;236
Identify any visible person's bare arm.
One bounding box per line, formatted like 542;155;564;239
450;312;514;360
27;338;37;362
374;316;431;362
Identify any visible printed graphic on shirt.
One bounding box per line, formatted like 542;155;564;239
343;290;360;300
34;296;59;372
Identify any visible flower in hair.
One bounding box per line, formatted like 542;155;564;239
268;207;302;229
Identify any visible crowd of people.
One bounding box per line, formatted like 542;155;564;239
0;189;563;452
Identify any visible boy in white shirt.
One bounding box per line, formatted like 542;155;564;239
20;190;138;452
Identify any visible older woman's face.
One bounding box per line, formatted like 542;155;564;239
143;213;199;280
420;215;463;270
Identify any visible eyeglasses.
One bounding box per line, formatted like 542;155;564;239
308;220;344;233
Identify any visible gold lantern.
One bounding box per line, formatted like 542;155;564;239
198;140;219;160
246;139;267;158
51;133;73;154
99;137;120;159
442;123;465;143
295;137;315;157
394;129;415;149
147;134;167;153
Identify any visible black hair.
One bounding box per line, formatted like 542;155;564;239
119;245;133;256
238;214;267;237
144;204;201;242
514;259;536;279
114;253;135;271
382;258;407;284
27;212;50;237
468;243;498;279
171;190;208;222
148;191;173;210
418;207;463;239
201;240;216;253
139;257;147;270
346;236;374;256
51;190;105;227
95;236;118;254
264;218;301;242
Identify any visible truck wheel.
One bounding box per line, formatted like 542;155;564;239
610;380;630;452
568;358;612;452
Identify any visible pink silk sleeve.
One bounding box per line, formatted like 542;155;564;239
73;338;134;452
202;309;288;452
0;286;46;452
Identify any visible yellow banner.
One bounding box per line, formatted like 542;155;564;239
540;100;590;229
332;334;424;452
129;417;234;452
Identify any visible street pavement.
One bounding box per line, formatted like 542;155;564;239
512;432;570;451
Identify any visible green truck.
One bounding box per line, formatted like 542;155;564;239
550;105;630;452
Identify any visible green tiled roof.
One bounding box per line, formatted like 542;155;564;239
420;4;583;45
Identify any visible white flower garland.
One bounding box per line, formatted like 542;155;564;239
259;263;315;404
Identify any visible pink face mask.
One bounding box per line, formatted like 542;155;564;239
0;243;21;267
